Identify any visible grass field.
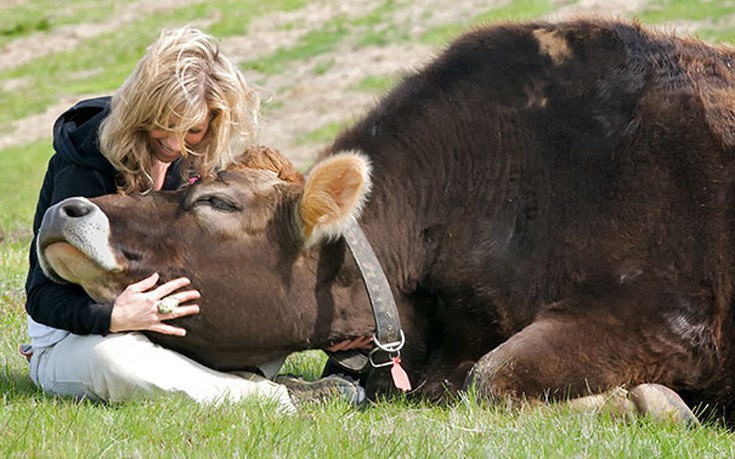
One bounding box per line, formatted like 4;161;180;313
3;0;735;457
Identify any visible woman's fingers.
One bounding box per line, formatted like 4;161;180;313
126;275;199;303
111;274;201;334
151;305;200;336
151;277;193;298
165;289;201;304
160;304;200;320
149;323;189;336
127;272;160;293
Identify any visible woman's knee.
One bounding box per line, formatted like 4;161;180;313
83;333;160;391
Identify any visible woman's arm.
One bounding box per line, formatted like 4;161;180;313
25;159;118;334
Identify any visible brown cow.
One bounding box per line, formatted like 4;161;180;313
37;18;735;424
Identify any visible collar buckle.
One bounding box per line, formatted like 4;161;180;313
368;330;406;368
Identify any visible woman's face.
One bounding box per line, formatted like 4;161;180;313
148;117;210;163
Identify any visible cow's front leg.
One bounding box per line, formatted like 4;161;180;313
464;306;701;426
408;353;477;402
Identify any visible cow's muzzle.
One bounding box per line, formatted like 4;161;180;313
37;197;123;284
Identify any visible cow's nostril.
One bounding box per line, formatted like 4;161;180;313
61;200;94;218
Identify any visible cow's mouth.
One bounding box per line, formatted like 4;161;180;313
37;197;125;291
42;241;111;284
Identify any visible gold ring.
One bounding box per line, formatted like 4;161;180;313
156;297;179;314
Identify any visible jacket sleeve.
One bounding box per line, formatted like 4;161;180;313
25;160;116;335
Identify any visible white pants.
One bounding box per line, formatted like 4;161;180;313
28;332;295;413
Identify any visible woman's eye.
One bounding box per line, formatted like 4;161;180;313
194;196;239;212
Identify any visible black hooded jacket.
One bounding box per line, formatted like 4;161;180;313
25;96;184;335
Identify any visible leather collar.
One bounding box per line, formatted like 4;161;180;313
328;217;406;372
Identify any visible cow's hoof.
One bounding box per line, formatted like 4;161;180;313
274;374;367;408
628;384;700;427
567;386;636;417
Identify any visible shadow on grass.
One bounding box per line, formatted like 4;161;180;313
0;365;40;401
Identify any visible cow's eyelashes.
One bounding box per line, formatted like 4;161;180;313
193;195;241;212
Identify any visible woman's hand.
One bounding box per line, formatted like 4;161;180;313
109;273;200;336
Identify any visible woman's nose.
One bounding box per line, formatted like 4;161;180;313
162;134;181;151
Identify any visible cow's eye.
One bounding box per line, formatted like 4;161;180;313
193;195;240;212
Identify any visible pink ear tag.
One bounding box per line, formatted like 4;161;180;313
391;357;412;392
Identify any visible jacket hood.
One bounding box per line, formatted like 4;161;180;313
52;96;117;175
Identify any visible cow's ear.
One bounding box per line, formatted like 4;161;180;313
300;151;371;245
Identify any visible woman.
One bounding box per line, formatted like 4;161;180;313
23;26;361;412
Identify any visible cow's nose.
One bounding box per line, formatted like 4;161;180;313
59;198;96;219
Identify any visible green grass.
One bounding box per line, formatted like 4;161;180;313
206;0;308;37
296;121;349;144
4;0;735;456
312;57;336;76
0;140;49;240
637;0;735;43
241;23;351;75
0;0;140;47
1;343;734;458
421;0;557;46
352;75;397;94
0;0;310;125
638;0;735;23
353;0;409;48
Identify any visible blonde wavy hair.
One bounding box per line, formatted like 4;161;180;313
99;26;260;194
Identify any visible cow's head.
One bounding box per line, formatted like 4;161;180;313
37;147;374;366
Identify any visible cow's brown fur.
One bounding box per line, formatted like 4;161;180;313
231;145;304;185
38;18;735;422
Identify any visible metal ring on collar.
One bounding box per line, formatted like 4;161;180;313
368;330;406;368
372;329;406;353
